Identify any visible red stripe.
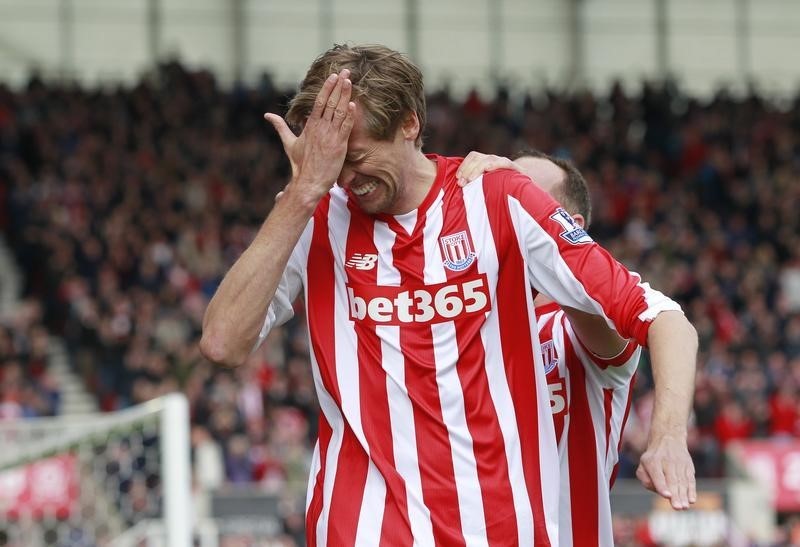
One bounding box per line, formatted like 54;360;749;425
440;184;518;544
386;211;467;547
483;179;551;545
563;319;600;547
344;213;414;545
306;417;332;547
307;197;343;406
534;301;561;316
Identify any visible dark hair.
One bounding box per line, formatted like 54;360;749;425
286;44;426;147
512;148;592;228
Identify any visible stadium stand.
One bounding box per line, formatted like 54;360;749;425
1;62;799;544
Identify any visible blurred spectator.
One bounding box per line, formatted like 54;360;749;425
0;299;60;419
714;400;755;448
192;425;225;491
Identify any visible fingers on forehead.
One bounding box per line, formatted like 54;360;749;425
338;79;352;106
339;102;356;134
311;74;340;117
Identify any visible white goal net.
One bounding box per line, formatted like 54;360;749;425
0;393;192;547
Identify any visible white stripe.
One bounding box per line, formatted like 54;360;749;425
600;384;633;545
353;461;387;546
422;189;445;282
605;384;633;475
589;389;618;547
558;446;574;547
463;179;536;545
537;309;556;331
375;221;436;544
328;194;368;443
423;197;488;546
636;280;683;320
599;348;641;389
306;439;321;514
375;221;400;286
393;209;417;236
596;487;614;547
506;193;565;543
299;253;346;546
551;313;574;547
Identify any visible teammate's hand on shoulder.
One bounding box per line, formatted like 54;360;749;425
456;151;519;186
265;68;356;206
636;432;696;511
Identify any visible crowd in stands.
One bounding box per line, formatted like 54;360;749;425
0;297;60;420
1;62;799;544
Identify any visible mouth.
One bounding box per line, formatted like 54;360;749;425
351;180;378;197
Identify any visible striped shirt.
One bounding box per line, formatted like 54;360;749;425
256;155;680;546
536;302;643;547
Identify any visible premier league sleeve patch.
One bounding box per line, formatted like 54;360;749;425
549;208;593;245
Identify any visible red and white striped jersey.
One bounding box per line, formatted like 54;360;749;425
256;155;681;546
536;302;642;547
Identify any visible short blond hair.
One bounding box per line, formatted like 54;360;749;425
286;44;426;147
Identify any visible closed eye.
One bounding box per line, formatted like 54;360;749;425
346;148;370;163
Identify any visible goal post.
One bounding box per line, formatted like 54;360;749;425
0;392;192;547
160;393;192;547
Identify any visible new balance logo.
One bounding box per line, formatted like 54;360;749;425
345;253;378;270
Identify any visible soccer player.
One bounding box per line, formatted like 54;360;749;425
456;150;697;545
201;44;697;546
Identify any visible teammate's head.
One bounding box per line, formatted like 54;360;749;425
286;43;426;148
512;149;592;229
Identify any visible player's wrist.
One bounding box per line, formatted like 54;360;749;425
647;423;689;442
281;177;329;214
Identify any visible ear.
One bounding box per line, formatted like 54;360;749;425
572;213;586;229
400;111;421;142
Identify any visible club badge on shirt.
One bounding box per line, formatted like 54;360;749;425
540;339;559;374
440;231;476;271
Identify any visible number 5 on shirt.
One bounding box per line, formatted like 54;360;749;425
548;378;567;415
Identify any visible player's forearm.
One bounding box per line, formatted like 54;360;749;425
562;306;628;358
200;186;316;367
646;310;698;438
